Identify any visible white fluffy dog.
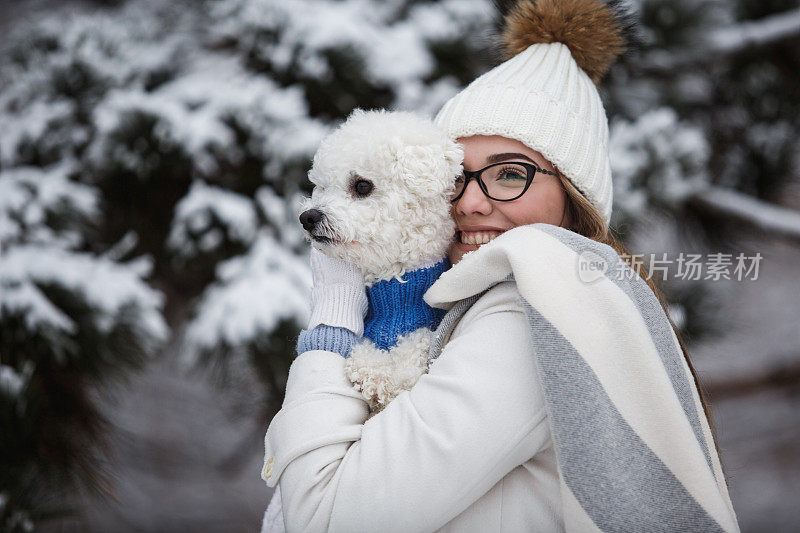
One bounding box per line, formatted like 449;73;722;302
299;108;462;411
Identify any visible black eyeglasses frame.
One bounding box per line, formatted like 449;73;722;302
450;161;557;203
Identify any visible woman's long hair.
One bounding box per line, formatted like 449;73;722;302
556;171;722;458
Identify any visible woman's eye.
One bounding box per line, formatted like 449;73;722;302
353;179;374;197
498;170;526;180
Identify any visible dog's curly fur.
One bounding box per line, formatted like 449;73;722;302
302;109;462;410
303;109;463;285
346;329;431;415
501;0;633;84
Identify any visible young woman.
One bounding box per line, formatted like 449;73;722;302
261;1;740;531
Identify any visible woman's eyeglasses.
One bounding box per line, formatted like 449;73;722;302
451;161;557;202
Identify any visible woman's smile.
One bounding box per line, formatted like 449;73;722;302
455;227;506;251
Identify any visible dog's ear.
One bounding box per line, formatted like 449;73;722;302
443;138;464;177
394;141;464;197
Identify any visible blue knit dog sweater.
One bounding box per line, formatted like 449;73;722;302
297;258;449;357
363;258;449;350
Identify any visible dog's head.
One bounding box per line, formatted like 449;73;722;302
299;109;463;284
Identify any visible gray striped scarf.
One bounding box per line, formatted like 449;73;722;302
424;223;740;533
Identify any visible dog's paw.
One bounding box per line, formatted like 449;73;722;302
345;329;432;412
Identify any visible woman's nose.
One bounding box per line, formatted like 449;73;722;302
454;180;493;216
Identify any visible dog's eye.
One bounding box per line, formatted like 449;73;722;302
353;179;374;198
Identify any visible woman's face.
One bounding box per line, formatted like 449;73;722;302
448;135;569;265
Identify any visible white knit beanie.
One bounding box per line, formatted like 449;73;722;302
434;0;633;224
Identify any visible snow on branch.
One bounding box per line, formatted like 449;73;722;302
710;7;800;55
640;8;800;73
685;185;800;245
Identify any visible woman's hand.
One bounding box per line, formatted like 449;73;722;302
307;247;367;336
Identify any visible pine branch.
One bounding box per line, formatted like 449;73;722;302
638;8;800;74
711;7;800;55
684;185;800;245
702;349;800;399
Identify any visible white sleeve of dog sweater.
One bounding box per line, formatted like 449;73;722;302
266;281;549;532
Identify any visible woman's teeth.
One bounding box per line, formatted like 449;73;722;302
459;231;502;245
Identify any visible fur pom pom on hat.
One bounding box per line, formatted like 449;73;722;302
435;0;635;224
500;0;633;84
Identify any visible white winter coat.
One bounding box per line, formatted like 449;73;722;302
262;276;562;532
264;223;741;533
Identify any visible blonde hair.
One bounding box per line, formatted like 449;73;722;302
555;171;720;452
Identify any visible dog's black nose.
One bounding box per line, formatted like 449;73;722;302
299;209;324;231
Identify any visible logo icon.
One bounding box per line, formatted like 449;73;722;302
577;248;608;284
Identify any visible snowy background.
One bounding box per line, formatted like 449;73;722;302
1;0;799;531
